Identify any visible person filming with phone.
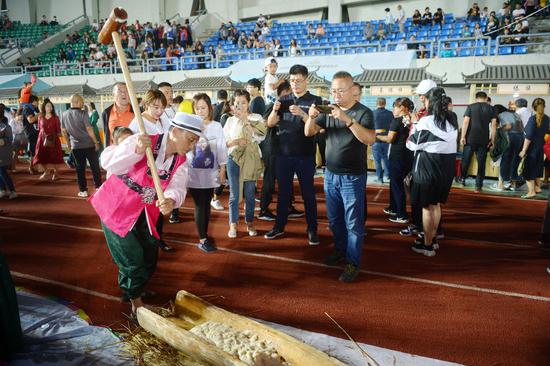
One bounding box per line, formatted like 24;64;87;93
264;64;322;246
305;71;375;282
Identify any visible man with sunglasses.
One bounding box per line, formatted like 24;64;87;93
264;64;322;245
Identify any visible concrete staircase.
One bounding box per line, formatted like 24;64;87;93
527;16;550;53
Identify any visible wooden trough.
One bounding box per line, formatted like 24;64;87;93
136;290;346;366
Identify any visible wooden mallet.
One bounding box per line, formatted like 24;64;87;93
98;7;165;203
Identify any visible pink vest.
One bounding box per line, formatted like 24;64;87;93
90;134;185;239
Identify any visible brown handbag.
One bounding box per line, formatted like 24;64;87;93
43;134;55;148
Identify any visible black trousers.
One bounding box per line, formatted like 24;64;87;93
190;188;214;240
260;153;295;213
72;147;102;192
461;143;488;189
214;184;225;197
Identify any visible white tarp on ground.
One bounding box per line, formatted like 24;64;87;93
9;291;463;366
258;319;464;366
9;291;131;366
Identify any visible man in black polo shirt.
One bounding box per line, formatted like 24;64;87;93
460;91;498;192
305;71;375;282
264;64;322;245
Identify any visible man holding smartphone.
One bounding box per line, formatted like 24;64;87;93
305;71;375;282
264;64;322;245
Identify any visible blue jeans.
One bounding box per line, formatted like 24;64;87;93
372;142;389;181
500;132;524;183
324;170;366;267
0;166;15;192
275;154;317;232
227;157;256;224
388;159;409;219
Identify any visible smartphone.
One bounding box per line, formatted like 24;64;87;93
278;99;294;113
315;104;333;114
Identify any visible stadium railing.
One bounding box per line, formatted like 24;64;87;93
4;33;548;76
436;36;491;57
494;33;550;55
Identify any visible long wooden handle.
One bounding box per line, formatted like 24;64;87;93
111;31;165;202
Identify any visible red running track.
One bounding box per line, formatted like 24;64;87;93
1;165;549;366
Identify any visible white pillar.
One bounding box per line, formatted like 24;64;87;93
328;0;342;23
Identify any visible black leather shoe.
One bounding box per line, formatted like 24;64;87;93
159;240;175;252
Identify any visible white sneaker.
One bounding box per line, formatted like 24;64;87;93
0;190;6;198
210;199;224;210
228;225;237;238
246;225;257;237
8;192;17;199
77;191;89;198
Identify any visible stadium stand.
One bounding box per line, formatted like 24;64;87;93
8;7;550;76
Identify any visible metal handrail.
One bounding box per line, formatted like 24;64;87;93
437;36;491;56
191;9;208;26
81;60;113;75
0;66;23;75
168;13;181;22
24;64;52;76
114;58;145;73
495;33;550;50
3;34;550;74
338;42;381;53
385;40;435;56
146;57;179;72
52;61;80;77
64;15;87;28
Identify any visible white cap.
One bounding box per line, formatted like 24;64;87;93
415;79;437;95
264;57;277;68
170;112;205;140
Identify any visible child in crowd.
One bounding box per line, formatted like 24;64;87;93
100;126;133;179
263;58;284;104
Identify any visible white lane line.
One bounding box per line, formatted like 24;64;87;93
10;271;121;302
177;206;533;249
8;193;537;248
20;189;546;219
2;215;549;303
373;189;383;202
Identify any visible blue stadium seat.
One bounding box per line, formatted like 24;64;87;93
499;46;513;55
367;46;378;53
490;46;497;55
514;45;528;54
460;40;473;48
459;49;472;57
474;48;485;56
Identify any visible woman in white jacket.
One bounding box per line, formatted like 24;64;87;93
187;93;228;252
406;87;457;257
223;89;266;238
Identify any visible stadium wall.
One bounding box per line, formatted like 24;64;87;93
7;0;509;25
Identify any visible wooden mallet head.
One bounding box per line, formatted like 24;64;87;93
98;7;128;45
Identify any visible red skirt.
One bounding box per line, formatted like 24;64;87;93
33;132;64;165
